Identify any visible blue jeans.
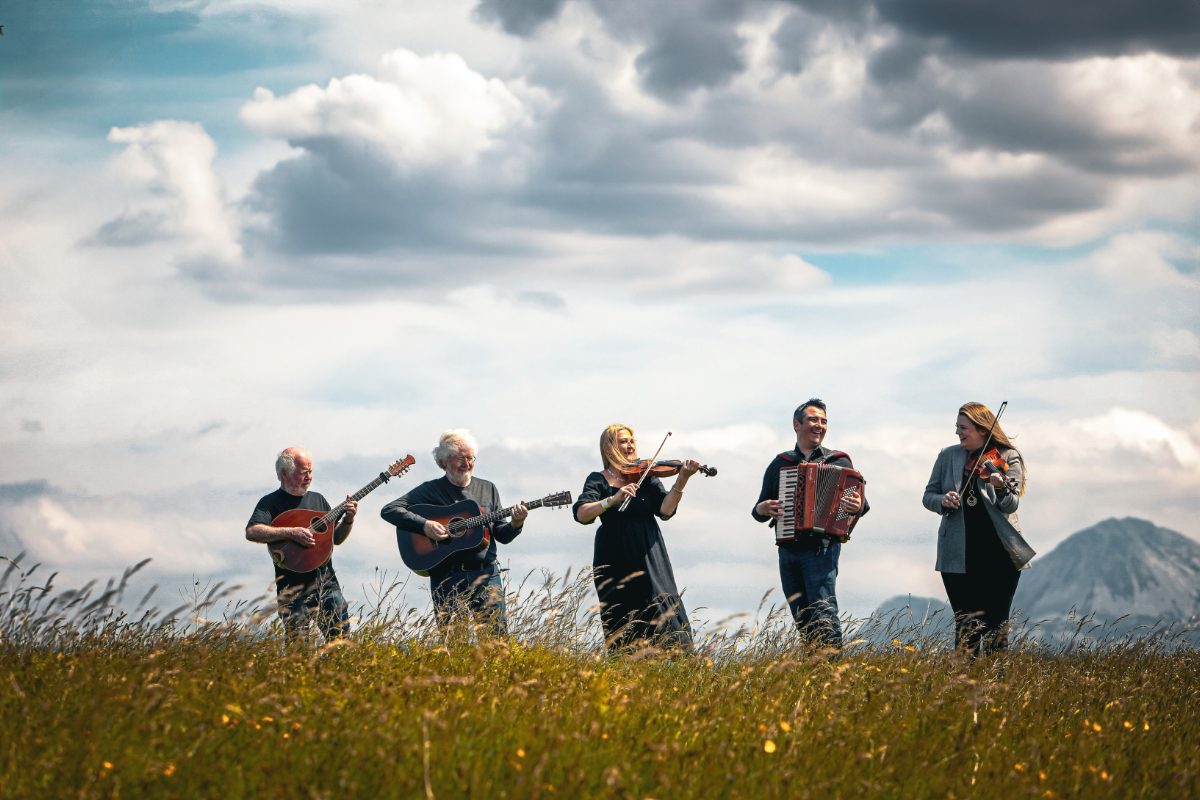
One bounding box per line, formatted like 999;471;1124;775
278;577;350;642
431;569;507;636
778;539;842;647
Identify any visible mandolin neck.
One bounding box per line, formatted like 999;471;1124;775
316;471;393;529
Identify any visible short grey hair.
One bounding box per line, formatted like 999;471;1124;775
275;447;310;480
433;429;478;469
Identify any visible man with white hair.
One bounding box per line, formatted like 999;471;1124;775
381;429;527;634
246;446;357;641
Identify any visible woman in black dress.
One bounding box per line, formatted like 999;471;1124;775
922;402;1035;657
574;424;700;651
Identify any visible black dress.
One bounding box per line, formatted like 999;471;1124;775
574;471;693;650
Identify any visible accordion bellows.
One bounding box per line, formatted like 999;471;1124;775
776;463;865;543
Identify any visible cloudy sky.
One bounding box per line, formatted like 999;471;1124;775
2;0;1198;629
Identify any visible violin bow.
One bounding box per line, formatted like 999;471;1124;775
951;399;1008;506
618;431;672;512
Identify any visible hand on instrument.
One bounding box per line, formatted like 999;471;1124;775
423;519;450;542
511;502;529;528
679;459;701;478
757;499;783;519
287;527;316;547
342;498;358;521
840;489;863;515
986;473;1006;489
941;491;961;510
616;483;638;502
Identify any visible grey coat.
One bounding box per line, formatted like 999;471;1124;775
921;445;1035;573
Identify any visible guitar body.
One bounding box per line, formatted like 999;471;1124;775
268;507;337;574
398;499;491;576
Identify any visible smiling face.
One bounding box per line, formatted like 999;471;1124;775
281;452;313;496
956;414;988;451
614;429;637;462
793;406;828;451
444;445;476;487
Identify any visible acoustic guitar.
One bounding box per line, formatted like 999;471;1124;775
269;456;415;573
397;490;572;576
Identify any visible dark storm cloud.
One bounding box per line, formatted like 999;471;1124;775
633;17;747;100
245;144;506;257
940;85;1194;177
474;0;569;35
475;0;752;100
772;10;825;75
877;0;1200;60
913;165;1109;232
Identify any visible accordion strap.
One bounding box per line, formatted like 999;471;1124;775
778;449;852;466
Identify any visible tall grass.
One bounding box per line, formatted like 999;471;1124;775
2;555;1197;798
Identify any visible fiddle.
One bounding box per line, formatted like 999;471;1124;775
614;459;718;480
966;447;1020;493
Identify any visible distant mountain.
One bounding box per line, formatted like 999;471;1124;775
1014;517;1200;644
863;518;1200;648
855;594;953;647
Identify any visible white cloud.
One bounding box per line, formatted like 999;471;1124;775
105;121;242;264
240;49;537;174
1069;407;1200;470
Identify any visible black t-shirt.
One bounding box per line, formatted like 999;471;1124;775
247;488;337;591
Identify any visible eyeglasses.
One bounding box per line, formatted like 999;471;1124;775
452;454;476;465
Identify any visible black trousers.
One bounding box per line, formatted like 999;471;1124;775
942;569;1019;656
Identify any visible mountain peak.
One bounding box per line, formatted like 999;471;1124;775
1015;517;1200;622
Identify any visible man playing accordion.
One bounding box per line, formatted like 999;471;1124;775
752;398;868;648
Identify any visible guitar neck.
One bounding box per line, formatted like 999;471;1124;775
448;497;549;533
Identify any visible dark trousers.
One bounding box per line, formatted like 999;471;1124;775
278;577;350;642
778;538;842;648
941;567;1019;657
431;568;507;636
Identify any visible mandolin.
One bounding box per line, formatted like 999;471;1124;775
269;456;415;573
397;490;572;576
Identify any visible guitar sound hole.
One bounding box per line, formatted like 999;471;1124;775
312;521;327;533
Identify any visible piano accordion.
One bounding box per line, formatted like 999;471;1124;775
776;463;865;544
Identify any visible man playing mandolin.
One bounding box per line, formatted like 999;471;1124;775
382;429;528;635
246;447;357;641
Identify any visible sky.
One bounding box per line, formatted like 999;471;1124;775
1;0;1198;630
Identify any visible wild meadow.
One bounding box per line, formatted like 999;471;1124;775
1;557;1197;799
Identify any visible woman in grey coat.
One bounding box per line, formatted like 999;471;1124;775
922;402;1034;656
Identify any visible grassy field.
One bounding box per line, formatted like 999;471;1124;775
2;559;1197;799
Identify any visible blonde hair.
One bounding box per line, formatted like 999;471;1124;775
599;424;636;471
958;402;1027;494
